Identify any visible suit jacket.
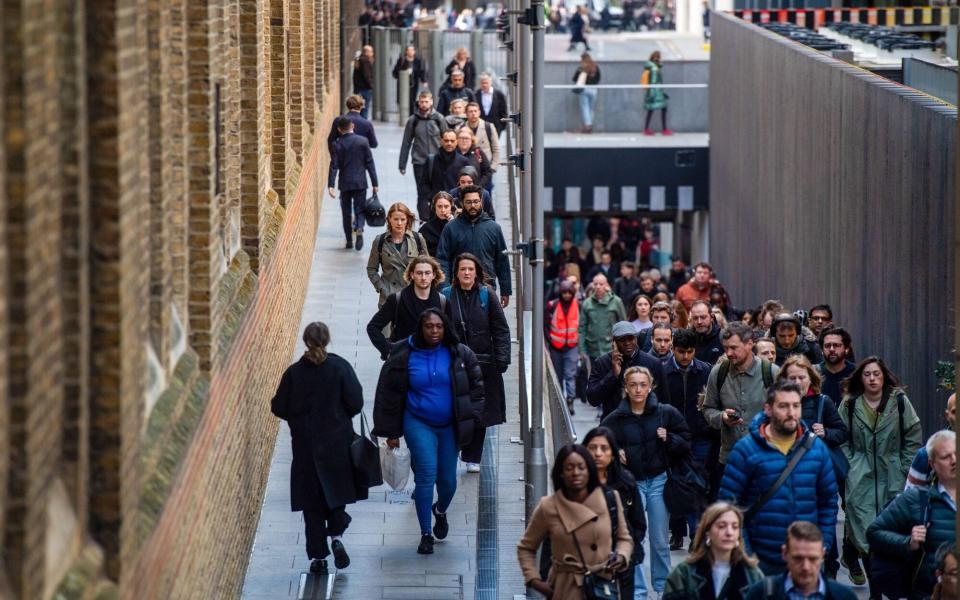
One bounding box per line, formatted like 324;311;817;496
478;88;508;133
328;132;377;191
327;112;378;158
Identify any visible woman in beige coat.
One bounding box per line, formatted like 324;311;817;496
366;203;430;307
517;444;633;599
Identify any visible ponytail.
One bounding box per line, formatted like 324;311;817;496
303;322;330;365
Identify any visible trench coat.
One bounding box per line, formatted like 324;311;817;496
838;391;922;553
518;487;634;600
270;354;364;511
366;230;430;307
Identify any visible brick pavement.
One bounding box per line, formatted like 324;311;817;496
240;121;525;600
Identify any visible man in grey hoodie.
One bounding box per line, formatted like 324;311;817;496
399;91;449;221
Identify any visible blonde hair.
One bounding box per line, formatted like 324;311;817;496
776;354;822;395
687;502;758;568
386;202;416;231
623;366;654;389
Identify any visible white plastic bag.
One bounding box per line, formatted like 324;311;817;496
379;442;411;491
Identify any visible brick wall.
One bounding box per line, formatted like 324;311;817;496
0;0;348;597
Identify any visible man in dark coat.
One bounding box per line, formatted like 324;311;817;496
769;312;823;366
476;73;508;134
424;130;470;204
448;166;494;218
366;256;452;360
352;45;375;118
328;116;378;251
436;186;513;305
587;321;667;420
689;300;724;365
442;254;511;470
392;45;428;116
436;69;476;116
327;94;377;157
271;323;364;575
399;92;449;221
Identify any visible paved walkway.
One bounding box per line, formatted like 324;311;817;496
241;122;524;600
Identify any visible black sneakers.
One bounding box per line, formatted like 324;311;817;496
355;231;364;251
331;539;350;570
417;533;435;554
432;503;449;540
670;533;684;551
309;559;328;575
344;239;353;249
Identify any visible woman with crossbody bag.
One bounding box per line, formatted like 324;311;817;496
518;444;634;600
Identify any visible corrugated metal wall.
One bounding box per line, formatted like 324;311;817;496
709;12;958;432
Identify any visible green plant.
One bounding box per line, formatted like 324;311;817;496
935;360;955;391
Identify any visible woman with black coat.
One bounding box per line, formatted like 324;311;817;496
601;366;691;595
270;322;364;575
442;253;511;471
584;426;649;599
419;192;456;257
372;308;485;555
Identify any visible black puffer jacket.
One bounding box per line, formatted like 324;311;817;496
694;322;724;365
586;350;667;421
601;394;692;481
372;338;485;448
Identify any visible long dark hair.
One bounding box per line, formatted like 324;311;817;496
842;355;902;407
411;307;460;348
303;322;330;365
551;444;600;495
582;427;627;485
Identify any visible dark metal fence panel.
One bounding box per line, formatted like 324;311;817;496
709;12;957;433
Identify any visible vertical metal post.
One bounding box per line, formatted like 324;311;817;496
519;17;533;312
430;29;445;94
525;0;548;522
398;69;410;124
374;28;390;121
470;30;485;78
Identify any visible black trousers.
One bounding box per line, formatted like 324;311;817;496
304;507;351;560
461;424;487;463
413;163;431;222
339;189;367;241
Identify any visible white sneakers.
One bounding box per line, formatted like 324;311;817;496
466;462;481;473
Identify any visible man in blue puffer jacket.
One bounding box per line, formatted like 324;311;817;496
719;380;839;575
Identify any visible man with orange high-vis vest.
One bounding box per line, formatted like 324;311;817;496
545;280;581;414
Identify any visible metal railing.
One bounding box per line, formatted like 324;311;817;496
544;343;577;449
347;26;509;123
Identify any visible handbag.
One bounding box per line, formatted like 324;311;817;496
659;407;708;516
350;413;383;488
816;396;850;480
363;193;386;227
570;489;620;600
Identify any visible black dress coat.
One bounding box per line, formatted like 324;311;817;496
271;354;364;511
372;340;485;448
445;284;511;426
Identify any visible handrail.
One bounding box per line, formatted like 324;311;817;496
543;341;577;449
543;83;708;89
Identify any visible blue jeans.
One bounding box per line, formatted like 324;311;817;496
549;347;579;399
358;89;373;119
340;189;366;240
579;88;598;127
633;563;648;600
403;411;459;535
637;472;670;592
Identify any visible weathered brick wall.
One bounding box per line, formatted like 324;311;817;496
0;0;348;598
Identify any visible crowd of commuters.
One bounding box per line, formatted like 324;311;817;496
287;36;956;600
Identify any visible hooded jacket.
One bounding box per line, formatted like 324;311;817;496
600;394;691;481
718;414;839;568
768;315;824;365
399;109;448;168
372;336;484;448
436;212;512;296
693;322;724;365
662;356;715;442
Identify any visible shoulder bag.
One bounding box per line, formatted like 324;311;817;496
659;406;708;516
350;412;383;489
744;432;815;521
570;489;621;600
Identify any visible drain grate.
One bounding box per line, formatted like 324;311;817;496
475;427;499;600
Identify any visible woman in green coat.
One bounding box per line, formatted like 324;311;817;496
641;51;672;136
838;356;922;595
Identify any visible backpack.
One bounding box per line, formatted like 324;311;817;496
441;285;488;312
716;357;774;393
377;231;425;257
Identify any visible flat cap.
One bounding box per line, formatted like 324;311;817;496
612;321;638;339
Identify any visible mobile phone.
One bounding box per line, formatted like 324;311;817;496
729;409;741;421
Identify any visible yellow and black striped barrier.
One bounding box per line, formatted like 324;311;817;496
731;6;958;29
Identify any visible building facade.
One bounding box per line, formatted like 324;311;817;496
0;0;344;597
